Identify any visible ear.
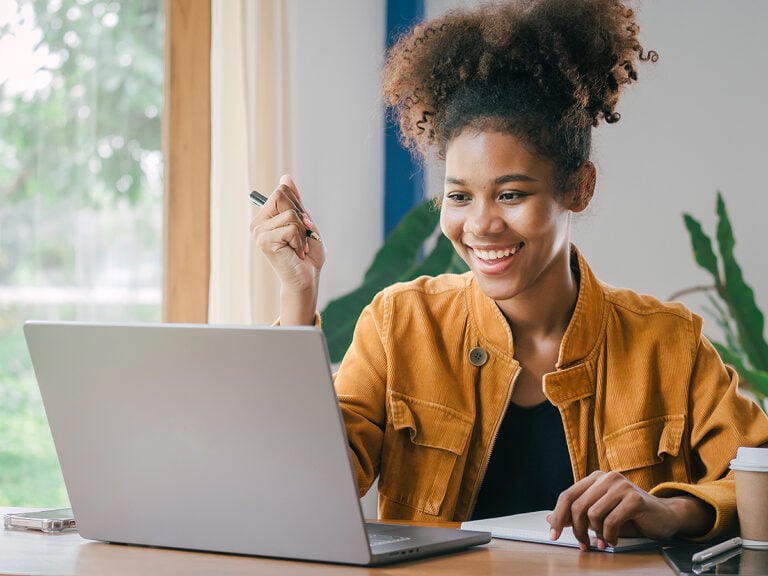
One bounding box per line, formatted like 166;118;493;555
564;161;595;213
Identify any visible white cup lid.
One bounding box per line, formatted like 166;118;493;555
730;447;768;472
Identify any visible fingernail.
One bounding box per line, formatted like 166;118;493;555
579;543;587;551
302;213;314;227
549;529;557;541
597;539;605;550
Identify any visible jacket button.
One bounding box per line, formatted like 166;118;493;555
469;347;488;367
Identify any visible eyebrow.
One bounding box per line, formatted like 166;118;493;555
445;173;539;185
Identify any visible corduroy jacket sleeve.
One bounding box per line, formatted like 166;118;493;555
332;297;390;498
649;329;768;541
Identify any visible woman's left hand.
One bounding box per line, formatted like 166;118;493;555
547;470;714;550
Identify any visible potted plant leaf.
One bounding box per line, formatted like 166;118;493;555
672;192;768;410
319;199;468;363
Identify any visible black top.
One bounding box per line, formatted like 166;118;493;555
471;400;573;520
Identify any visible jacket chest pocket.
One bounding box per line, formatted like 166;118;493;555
602;414;688;488
379;390;473;516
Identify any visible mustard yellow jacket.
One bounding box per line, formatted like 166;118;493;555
333;248;768;540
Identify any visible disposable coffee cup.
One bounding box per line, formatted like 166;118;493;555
740;548;768;573
731;447;768;549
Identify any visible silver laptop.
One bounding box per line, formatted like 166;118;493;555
24;321;490;566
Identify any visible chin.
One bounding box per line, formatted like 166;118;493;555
472;275;522;302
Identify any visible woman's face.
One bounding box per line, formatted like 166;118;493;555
440;129;579;306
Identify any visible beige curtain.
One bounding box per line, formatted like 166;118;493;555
209;0;291;324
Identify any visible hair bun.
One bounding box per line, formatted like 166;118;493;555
383;0;657;158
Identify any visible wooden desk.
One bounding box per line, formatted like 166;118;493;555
0;507;674;576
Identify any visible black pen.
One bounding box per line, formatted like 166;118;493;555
249;190;269;205
691;536;742;563
249;190;321;241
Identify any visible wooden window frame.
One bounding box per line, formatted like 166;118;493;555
162;0;212;323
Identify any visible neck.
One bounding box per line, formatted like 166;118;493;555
496;248;579;341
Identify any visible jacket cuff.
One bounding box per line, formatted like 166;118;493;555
650;478;736;542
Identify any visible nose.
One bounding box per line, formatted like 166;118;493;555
465;198;505;237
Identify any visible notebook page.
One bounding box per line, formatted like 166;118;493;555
461;510;658;552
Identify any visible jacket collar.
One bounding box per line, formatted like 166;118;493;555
556;247;605;369
467;274;516;362
467;245;605;369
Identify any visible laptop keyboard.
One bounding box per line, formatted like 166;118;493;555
368;533;412;547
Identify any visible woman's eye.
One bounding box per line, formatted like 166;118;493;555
445;192;470;203
500;191;526;201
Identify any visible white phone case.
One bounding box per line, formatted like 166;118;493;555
4;508;77;533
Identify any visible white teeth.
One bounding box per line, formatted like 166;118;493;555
473;244;521;261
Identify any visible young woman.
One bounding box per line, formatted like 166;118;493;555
250;0;768;549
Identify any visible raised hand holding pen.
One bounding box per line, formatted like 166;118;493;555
250;190;322;242
249;174;325;326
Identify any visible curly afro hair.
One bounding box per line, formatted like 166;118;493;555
382;0;658;192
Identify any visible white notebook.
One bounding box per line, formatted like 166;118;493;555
461;510;659;553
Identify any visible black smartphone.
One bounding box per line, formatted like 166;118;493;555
662;543;768;576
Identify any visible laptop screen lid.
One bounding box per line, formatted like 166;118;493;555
24;321;377;564
25;321;490;565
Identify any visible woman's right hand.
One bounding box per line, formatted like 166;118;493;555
250;174;326;325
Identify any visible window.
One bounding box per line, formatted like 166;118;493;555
0;0;164;506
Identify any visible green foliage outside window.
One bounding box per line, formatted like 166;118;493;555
0;0;164;505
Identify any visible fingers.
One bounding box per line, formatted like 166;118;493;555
250;175;323;257
271;174;304;221
549;473;598;550
279;174;300;199
252;209;310;259
569;472;618;548
251;174;319;242
595;494;643;546
549;471;646;551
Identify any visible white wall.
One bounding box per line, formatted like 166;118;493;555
289;0;386;310
290;0;768;341
578;0;768;336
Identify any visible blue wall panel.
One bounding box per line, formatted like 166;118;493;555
384;0;425;238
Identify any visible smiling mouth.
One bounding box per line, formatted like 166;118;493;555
471;242;524;262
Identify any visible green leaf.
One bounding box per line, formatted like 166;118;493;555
703;293;741;356
361;200;441;287
715;192;768;370
683;213;721;285
396;234;456;281
320;234;465;363
321;198;447;363
712;342;768;399
448;251;471;274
